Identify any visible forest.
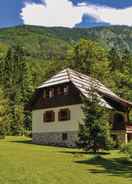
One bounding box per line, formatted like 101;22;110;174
0;25;132;137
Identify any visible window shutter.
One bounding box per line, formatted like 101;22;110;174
51;111;55;121
67;109;70;120
43;113;46;122
58;111;61;121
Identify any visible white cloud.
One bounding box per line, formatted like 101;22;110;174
21;0;132;28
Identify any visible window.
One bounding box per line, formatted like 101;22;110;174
49;88;54;98
43;90;47;98
43;89;49;98
62;133;68;141
56;85;69;96
64;85;69;95
58;108;70;121
43;111;55;123
113;113;125;130
111;135;117;141
57;86;64;95
43;88;55;98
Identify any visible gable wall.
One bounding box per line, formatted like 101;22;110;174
32;82;82;110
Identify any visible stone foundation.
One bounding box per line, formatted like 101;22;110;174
32;131;78;147
111;130;128;144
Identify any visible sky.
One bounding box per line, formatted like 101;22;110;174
1;0;132;28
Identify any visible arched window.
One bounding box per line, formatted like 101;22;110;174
58;108;70;121
43;111;55;123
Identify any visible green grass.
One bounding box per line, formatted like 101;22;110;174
0;136;132;184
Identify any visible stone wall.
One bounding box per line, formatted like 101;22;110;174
32;130;129;147
32;131;78;147
111;130;127;144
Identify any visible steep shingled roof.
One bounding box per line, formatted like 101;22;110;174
38;68;132;111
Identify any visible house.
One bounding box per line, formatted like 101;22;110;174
27;68;132;147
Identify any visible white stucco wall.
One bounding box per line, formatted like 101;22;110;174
32;104;84;133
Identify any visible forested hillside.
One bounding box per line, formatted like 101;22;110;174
0;25;132;60
0;25;132;137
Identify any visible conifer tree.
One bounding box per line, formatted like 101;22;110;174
108;48;132;101
78;83;112;153
0;45;33;135
0;87;11;138
67;39;109;84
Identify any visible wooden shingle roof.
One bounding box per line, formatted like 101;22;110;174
38;68;132;111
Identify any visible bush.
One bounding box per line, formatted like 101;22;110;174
0;134;5;139
24;130;32;138
120;141;132;159
0;122;6;139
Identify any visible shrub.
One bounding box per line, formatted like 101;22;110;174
24;130;32;138
77;86;112;153
120;141;132;159
0;121;6;139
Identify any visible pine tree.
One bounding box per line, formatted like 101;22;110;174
108;48;132;101
11;105;24;135
77;83;112;153
0;87;11;138
67;39;109;84
0;45;33;135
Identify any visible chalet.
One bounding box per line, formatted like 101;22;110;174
28;68;132;147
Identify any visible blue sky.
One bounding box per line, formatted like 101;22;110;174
0;0;132;28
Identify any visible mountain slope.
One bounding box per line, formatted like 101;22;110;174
0;25;132;59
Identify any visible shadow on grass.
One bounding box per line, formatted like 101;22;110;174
9;139;75;148
9;140;33;145
60;150;110;155
9;139;53;147
75;156;132;178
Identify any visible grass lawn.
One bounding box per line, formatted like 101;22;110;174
0;136;132;184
